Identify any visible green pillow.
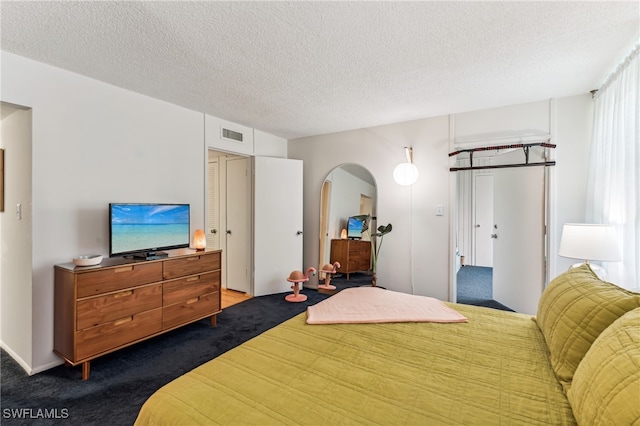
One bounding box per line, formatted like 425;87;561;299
536;264;640;391
567;308;640;424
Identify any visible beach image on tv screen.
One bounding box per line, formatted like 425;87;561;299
111;204;190;254
347;217;363;238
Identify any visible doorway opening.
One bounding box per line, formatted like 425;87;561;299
207;149;252;296
457;172;495;306
454;147;549;314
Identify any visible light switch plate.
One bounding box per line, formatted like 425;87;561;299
435;204;444;216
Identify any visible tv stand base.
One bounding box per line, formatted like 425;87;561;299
132;251;168;260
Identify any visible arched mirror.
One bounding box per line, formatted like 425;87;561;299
319;164;377;284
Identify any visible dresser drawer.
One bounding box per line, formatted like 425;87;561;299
349;244;370;255
77;262;163;298
163;292;220;330
76;308;162;360
163;252;221;279
163;271;220;306
76;284;162;330
349;250;370;261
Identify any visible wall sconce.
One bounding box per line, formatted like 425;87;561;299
558;223;621;279
340;228;347;239
393;146;418;186
193;229;207;251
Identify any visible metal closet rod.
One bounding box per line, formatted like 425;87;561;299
449;141;557;172
448;141;556;157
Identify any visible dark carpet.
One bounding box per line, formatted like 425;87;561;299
1;290;330;426
457;265;514;311
321;271;373;290
1;271;510;426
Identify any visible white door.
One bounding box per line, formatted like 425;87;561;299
492;167;545;315
253;157;304;296
474;174;493;267
226;157;251;293
206;158;221;250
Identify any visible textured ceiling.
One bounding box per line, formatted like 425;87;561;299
1;1;638;140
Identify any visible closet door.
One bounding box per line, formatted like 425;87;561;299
492;166;545;315
473;173;494;267
226;157;251;293
206;158;221;250
253;157;303;296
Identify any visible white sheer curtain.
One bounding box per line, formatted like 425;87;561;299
587;44;639;290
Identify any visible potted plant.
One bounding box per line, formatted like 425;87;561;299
353;215;392;286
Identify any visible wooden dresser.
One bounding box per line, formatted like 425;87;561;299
54;248;221;380
330;239;371;279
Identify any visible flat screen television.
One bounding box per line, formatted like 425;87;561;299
347;216;365;239
109;203;190;258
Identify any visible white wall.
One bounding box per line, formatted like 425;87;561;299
254;129;287;158
0;106;33;372
290;95;594;303
1;51;206;373
553;94;593;274
0;51;289;375
289;115;451;298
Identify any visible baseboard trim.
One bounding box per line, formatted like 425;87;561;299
0;341;64;375
0;340;31;374
30;359;64;375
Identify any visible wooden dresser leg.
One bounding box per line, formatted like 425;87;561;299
210;315;217;328
82;361;90;380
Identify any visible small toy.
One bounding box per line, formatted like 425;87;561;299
318;262;340;291
285;267;316;302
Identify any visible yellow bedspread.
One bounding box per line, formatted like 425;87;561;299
135;303;575;425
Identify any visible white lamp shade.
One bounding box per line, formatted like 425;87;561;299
393;162;419;186
558;224;621;262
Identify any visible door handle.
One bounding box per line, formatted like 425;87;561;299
296;231;303;235
226;230;232;235
211;229;217;234
491;234;498;239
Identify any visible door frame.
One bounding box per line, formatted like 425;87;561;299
206;149;251;293
225;156;251;293
449;152;554;305
319;180;332;267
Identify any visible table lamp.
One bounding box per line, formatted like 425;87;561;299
558;223;621;279
193;229;207;251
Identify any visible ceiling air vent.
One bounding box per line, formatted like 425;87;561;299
221;127;244;143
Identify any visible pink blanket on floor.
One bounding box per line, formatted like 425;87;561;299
306;287;468;324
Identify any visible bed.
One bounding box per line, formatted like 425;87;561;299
135;265;640;425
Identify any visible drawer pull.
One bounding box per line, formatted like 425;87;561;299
186;256;199;261
114;266;134;274
186;276;200;282
113;316;133;326
114;290;133;299
186;297;199;305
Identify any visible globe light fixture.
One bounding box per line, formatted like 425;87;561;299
393;147;418;186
